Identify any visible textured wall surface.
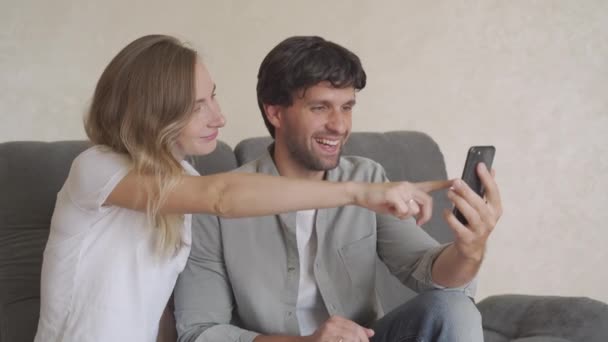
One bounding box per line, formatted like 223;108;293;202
1;0;607;303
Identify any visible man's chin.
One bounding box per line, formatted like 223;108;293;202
312;155;341;171
287;142;342;171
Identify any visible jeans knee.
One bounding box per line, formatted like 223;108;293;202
372;290;483;342
416;290;482;329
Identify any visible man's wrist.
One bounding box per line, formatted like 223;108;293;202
455;244;485;264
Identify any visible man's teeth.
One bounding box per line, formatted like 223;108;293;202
316;138;339;146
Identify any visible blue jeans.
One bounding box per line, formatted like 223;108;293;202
370;290;483;342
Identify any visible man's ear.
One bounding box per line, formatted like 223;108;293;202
263;104;283;130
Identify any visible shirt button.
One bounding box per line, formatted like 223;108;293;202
288;267;295;272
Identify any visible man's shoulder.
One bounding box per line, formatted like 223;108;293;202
339;155;383;170
232;155;275;175
333;156;387;182
229;154;387;180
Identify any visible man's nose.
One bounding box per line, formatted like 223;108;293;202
326;109;347;134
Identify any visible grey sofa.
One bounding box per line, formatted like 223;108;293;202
1;131;607;342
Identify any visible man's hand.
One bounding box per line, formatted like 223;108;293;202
444;163;503;261
306;316;374;342
354;180;453;224
253;316;374;342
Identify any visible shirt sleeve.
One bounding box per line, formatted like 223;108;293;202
372;164;477;297
174;214;260;342
64;146;131;211
410;244;478;296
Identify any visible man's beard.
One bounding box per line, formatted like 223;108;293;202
285;135;342;171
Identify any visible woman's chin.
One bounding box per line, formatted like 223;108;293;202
192;140;217;156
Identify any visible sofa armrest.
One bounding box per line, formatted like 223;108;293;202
478;294;608;342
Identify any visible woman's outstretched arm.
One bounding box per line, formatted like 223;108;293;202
106;171;452;219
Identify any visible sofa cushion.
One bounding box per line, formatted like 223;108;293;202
478;294;608;342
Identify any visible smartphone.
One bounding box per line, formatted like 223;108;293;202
453;146;496;225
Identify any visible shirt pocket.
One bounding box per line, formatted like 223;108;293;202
338;232;377;292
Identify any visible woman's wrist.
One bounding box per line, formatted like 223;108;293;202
344;181;364;207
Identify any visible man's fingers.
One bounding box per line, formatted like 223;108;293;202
443;208;473;240
451;179;489;220
326;317;370;342
414;180;453;193
448;188;482;228
478;164;502;214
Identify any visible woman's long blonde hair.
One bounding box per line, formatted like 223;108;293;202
85;34;197;257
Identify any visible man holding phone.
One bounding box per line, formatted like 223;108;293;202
174;36;503;342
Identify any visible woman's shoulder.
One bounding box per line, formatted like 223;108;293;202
63;145;132;209
68;145;132;184
76;144;127;161
73;145;130;169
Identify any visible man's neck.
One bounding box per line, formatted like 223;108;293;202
272;143;326;181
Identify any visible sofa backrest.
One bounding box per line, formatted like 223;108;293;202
0;131;453;341
0;140;237;342
235;131;454;313
1;141;90;342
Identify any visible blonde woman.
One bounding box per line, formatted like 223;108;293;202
34;35;449;342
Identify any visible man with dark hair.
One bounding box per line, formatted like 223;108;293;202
174;36;502;342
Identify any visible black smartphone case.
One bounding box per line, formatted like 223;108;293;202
453;146;495;225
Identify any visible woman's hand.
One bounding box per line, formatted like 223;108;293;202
353;180;453;224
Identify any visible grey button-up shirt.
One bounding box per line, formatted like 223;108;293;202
174;150;473;342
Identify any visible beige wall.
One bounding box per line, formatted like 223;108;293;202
2;0;607;303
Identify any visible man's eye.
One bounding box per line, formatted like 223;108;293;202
311;106;324;111
211;92;217;99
